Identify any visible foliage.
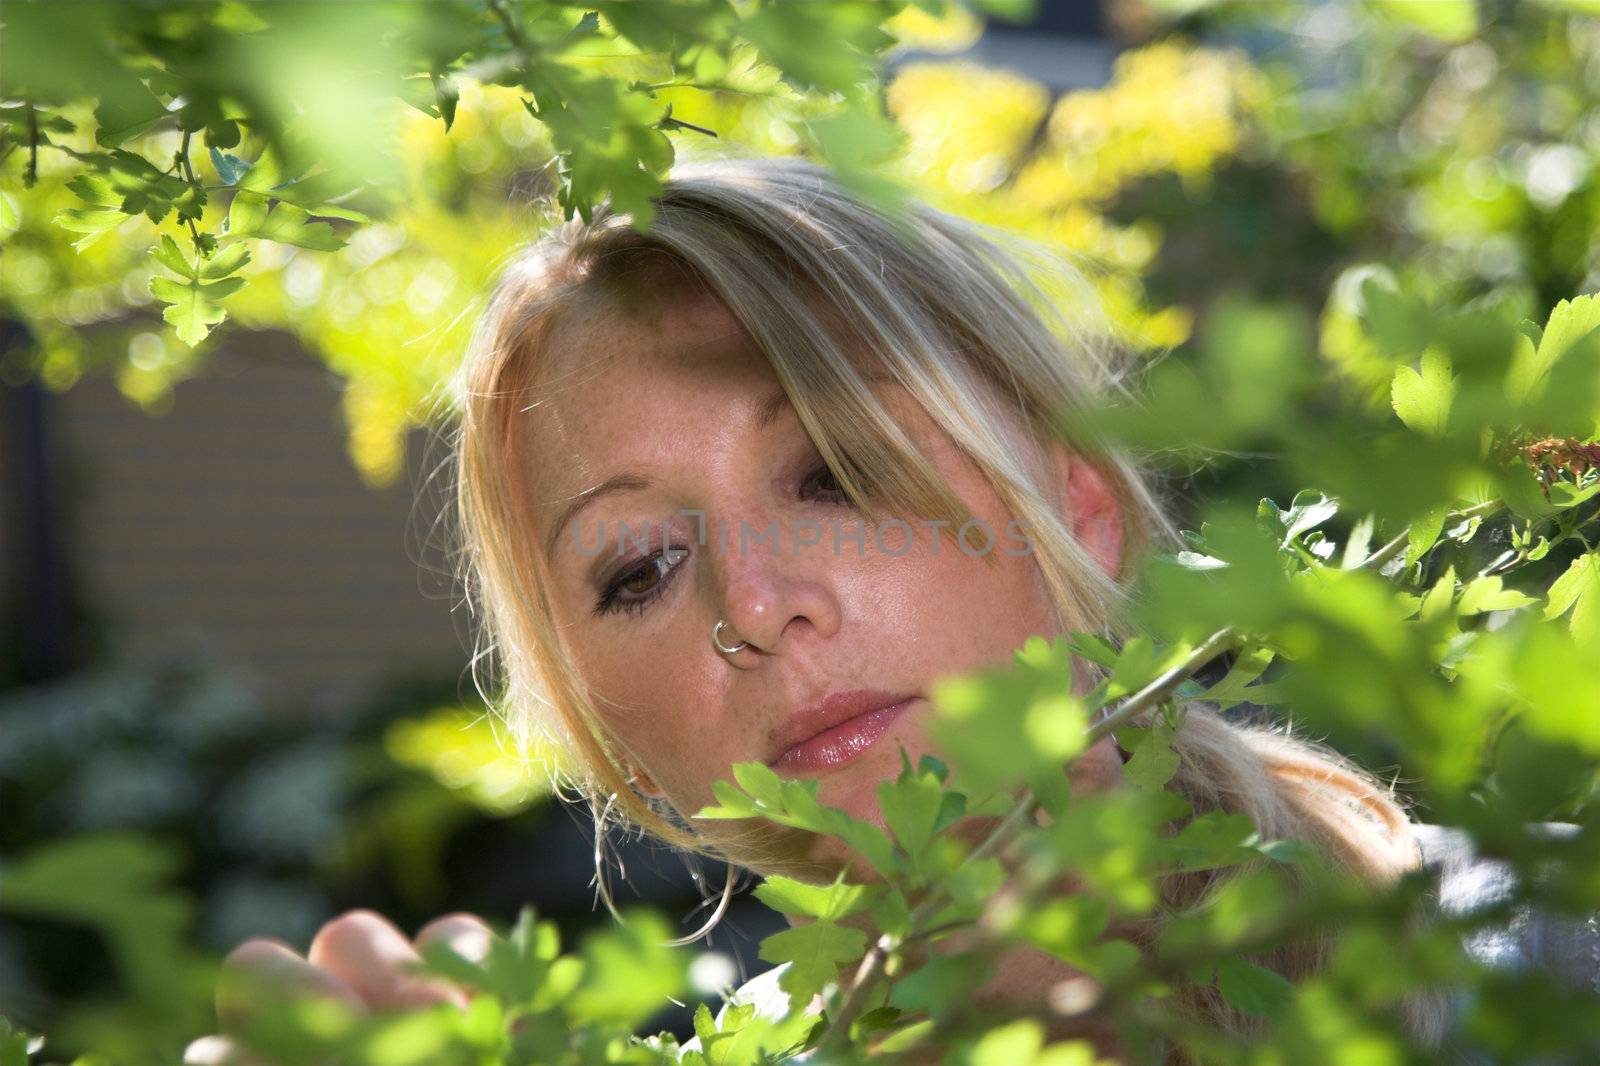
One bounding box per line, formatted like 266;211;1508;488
8;269;1600;1066
0;653;566;1061
0;0;949;337
1;0;1237;486
7;2;1600;1066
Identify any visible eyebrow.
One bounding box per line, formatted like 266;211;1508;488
543;382;795;562
542;372;896;563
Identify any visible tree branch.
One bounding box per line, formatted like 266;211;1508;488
1358;499;1504;573
811;626;1241;1058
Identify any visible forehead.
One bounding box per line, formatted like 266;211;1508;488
549;283;758;381
517;286;780;505
530;287;778;432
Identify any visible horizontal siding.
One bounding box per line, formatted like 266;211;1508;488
54;332;467;710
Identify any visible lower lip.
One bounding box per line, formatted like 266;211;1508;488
769;698;918;774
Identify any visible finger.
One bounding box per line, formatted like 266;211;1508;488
184;1032;330;1066
183;1035;251;1066
217;939;366;1033
307;910;469;1011
414;913;495;965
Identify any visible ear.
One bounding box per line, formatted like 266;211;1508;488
1047;442;1125;581
626;762;666;800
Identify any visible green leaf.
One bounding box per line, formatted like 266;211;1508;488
1509;622;1600;753
697;765;898;875
1115;712;1181;793
1457;575;1538;616
876;748;946;858
1368;0;1478;41
199;242;252;280
0;833;191;999
752;873;878;921
968;1020;1044;1066
66;171;122;208
692;778;757;820
570;908;686;1025
1545;553;1600;646
153;234;196;278
1214;957;1295;1019
91;82;170;147
757;921;867;1012
1419;564;1457;623
1405;504;1449;567
929;634;1087;800
209;147;253;186
227;193;344;250
868;887;913;940
888;952;994;1016
968;0;1039;20
0;1017;37;1066
1109;635;1159;697
1065;632;1120;668
1391;349;1456;436
149;274;244;346
1511;294;1600;404
1164;810;1261;872
738;3;889;94
431;71;460;132
1199;646;1275;709
732;761;784;810
432;905;560;1006
52;206;128;249
1015;895;1110;964
1262;490;1340;547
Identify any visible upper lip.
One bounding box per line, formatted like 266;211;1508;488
765;688;919;766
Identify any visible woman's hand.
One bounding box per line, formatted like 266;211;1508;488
183;910;496;1066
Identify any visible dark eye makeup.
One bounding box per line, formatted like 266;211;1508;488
591;459;854;617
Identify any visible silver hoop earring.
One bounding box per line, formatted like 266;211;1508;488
712;619;749;655
591;789;742;947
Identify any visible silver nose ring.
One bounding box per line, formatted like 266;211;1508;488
712;619;749;655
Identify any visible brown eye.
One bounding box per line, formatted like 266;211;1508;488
801;462;850;504
621;563;662;595
595;547;688;617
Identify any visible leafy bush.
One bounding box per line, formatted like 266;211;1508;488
6;284;1600;1064
6;2;1600;1064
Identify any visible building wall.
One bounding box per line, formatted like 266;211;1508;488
50;330;467;711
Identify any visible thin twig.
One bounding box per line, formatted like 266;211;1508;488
486;0;534;59
1473;548;1518;582
26;102;38;187
176;130;204;250
1357;499;1504;573
811;627;1241;1058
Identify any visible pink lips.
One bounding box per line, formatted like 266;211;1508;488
767;690;919;774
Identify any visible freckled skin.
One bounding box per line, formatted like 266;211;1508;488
524;288;1129;883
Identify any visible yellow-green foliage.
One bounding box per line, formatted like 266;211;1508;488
1;17;1264;486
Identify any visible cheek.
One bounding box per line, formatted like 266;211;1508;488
862;522;1060;681
561;610;732;811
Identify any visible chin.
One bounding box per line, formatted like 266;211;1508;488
795;733;928;877
820;722;927;820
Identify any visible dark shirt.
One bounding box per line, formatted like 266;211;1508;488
1414;821;1600;1063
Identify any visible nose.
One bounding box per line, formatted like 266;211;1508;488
711;517;842;660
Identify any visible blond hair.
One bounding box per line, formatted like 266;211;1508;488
443;155;1445;1052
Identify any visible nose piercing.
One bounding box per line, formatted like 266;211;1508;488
712;619;749;655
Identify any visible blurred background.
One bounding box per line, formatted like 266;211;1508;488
4;0;1600;1053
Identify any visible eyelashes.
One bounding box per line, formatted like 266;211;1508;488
594;546;689;617
798;459;850;506
591;461;855;618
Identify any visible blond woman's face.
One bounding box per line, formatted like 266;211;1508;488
522;288;1126;877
